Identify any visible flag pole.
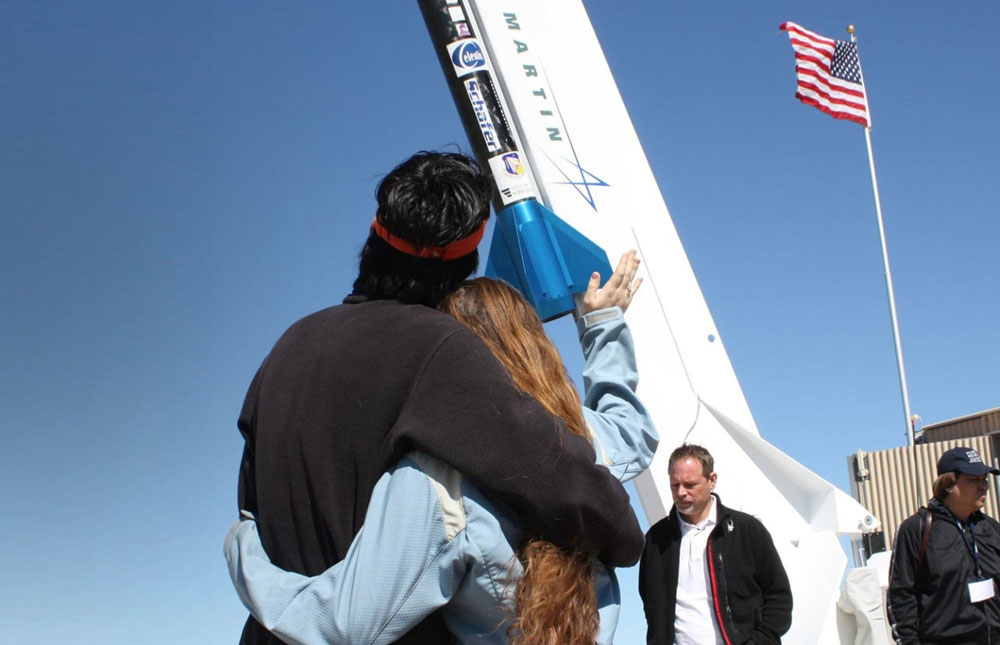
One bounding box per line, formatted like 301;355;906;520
850;25;915;446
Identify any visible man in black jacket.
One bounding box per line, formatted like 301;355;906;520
888;446;1000;644
639;444;792;644
236;151;643;644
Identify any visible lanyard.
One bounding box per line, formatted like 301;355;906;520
955;519;984;578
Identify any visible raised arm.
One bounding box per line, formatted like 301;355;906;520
577;307;658;482
225;453;472;645
574;250;657;481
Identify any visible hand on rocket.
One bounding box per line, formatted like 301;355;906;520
579;250;642;315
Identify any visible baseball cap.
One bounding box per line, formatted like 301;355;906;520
937;447;1000;476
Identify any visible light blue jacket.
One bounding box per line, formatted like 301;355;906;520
225;307;657;644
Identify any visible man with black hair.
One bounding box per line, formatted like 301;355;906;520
235;151;643;644
888;446;1000;644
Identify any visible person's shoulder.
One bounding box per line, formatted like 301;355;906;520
723;507;770;536
895;509;927;536
713;498;758;526
974;515;1000;549
289;300;466;337
308;299;454;323
260;304;346;353
712;502;774;544
645;511;679;542
287;302;347;327
975;511;1000;532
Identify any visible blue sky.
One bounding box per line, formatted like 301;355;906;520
2;2;997;643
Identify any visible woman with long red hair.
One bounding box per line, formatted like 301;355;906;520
225;251;657;644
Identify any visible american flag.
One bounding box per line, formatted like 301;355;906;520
780;22;870;127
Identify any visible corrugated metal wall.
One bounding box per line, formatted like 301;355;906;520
849;436;1000;546
921;407;1000;443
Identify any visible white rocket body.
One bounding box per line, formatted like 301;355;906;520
462;2;879;642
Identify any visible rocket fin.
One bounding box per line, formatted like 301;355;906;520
486;199;612;321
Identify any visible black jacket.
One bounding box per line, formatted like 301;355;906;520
639;495;793;644
237;297;643;644
887;499;1000;644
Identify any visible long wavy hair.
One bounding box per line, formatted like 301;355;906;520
438;278;599;645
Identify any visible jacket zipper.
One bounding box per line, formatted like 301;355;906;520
707;541;733;645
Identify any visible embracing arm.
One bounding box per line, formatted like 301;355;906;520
577;307;657;482
224;454;469;645
393;326;643;566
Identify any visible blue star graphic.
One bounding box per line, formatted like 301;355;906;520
539;88;611;211
544;150;610;211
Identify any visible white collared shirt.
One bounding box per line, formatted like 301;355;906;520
673;497;724;645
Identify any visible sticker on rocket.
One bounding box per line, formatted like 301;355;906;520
446;39;488;78
464;78;500;153
489;152;535;205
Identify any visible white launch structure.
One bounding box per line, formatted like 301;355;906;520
461;1;881;642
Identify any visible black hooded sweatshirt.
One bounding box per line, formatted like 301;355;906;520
888;498;1000;644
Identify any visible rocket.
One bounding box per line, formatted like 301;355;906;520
417;0;611;322
418;1;883;641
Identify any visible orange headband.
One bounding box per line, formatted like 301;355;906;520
371;217;486;261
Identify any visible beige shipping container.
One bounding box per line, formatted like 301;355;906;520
920;407;1000;443
848;435;1000;549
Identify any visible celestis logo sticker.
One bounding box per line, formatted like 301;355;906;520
447;39;487;77
464;79;500;153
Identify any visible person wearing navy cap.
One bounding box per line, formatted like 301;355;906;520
888;447;1000;644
